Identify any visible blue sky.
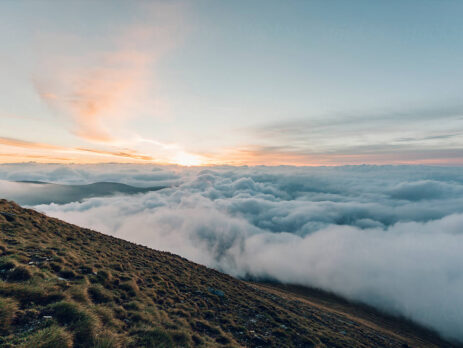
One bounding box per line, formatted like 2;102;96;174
0;0;462;165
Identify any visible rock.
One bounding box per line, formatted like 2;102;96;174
208;287;225;297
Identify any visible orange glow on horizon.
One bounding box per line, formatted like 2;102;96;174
1;137;462;167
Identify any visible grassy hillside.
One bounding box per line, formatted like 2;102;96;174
0;199;455;347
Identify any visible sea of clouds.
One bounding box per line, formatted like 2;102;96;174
1;163;463;341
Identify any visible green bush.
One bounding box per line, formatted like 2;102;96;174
20;325;72;348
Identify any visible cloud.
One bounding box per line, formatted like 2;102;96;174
209;145;463;166
33;2;186;143
34;51;150;143
236;105;463;165
2;164;463;341
0;136;63;150
75;148;155;161
0;136;194;164
0;163;181;186
389;180;463;201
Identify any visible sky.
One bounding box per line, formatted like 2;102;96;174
1;0;462;166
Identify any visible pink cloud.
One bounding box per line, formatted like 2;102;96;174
33;2;186;143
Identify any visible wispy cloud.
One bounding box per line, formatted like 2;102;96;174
34;51;150;142
209;145;463;166
0;136;162;163
33;2;185;143
76;148;154;161
0;136;63;150
223;105;463;165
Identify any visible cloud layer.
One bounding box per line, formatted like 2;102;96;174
1;164;463;341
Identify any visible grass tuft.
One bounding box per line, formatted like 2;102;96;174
0;257;16;272
88;284;113;304
20;325;73;348
0;283;64;306
0;298;18;334
46;301;97;347
134;328;174;348
7;266;32;282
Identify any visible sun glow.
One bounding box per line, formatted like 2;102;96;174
171;151;204;166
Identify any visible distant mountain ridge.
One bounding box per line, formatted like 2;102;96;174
0;199;455;347
0;181;166;205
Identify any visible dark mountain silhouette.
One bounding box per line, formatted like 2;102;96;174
1;181;166;205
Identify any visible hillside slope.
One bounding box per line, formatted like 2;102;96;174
0;199;454;347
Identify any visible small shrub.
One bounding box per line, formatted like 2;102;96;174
20;325;72;348
0;298;18;333
7;266;32;282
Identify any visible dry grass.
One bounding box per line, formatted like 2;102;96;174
0;199;456;347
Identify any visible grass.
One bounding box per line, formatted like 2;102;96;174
0;199;456;348
19;325;73;348
0;298;18;334
7;266;32;282
88;284;113;304
134;329;174;348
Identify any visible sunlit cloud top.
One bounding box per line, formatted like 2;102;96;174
1;1;463;166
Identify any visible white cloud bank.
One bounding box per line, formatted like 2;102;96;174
1;164;463;341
